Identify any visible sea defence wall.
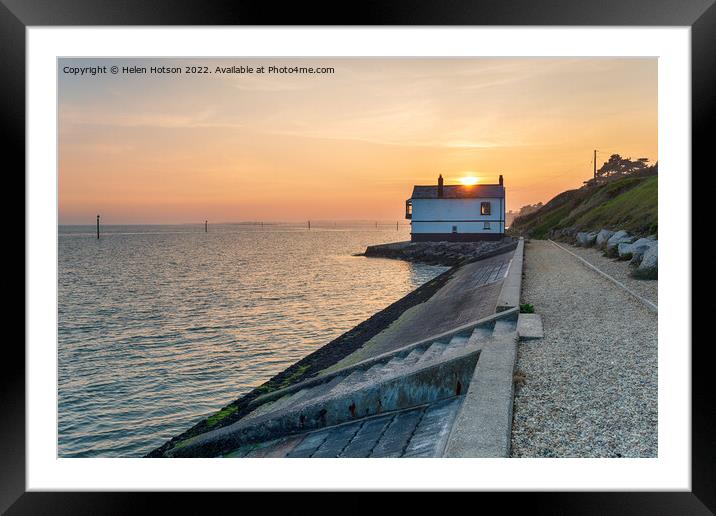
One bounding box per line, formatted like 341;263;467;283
166;310;518;458
151;239;528;458
496;237;524;312
363;238;517;266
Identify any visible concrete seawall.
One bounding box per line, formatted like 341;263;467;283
149;239;525;458
496;237;524;312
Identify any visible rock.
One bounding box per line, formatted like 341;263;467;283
595;229;615;248
551;227;577;241
576;232;598;247
605;230;634;256
617;237;654;265
628;237;657;265
634;241;658;279
617;242;635;260
363;238;517;266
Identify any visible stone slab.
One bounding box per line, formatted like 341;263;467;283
444;330;519;457
517;313;543;340
496;238;524;312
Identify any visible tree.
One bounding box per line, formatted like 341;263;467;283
596;154;650;179
519;202;543;216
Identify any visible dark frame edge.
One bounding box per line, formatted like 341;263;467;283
6;0;713;513
691;0;716;513
1;1;26;514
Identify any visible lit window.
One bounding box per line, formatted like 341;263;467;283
405;200;413;219
481;202;491;215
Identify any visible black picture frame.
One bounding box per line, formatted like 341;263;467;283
6;0;710;512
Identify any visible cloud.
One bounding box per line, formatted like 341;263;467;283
59;105;245;130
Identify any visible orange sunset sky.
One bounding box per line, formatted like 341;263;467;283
58;58;657;224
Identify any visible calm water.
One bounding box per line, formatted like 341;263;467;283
58;224;448;457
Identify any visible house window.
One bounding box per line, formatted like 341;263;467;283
483;221;491;230
405;200;412;219
480;202;491;215
452;225;458;234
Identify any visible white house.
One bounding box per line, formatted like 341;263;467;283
405;174;506;242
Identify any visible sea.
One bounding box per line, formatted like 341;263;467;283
58;224;448;457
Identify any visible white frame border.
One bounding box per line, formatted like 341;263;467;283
27;26;690;491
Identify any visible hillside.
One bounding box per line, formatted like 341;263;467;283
508;170;657;240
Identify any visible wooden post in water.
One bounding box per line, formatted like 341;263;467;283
308;220;311;230
205;220;208;233
396;220;399;230
96;214;100;239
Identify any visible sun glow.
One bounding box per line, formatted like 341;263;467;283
459;176;479;186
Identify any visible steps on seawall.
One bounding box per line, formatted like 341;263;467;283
167;309;519;457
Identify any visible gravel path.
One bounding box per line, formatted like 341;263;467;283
511;240;657;457
564;243;657;308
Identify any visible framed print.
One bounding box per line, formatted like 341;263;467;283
7;0;711;512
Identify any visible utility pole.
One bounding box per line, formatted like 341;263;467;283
593;149;597;179
96;214;100;239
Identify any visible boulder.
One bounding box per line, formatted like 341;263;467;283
628;237;657;265
617;242;635;260
595;229;615;248
576;231;598;247
605;230;634;256
634;241;658;279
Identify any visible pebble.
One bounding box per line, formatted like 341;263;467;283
510;240;657;457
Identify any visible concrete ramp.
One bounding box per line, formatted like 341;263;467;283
224;397;463;458
167;309;519;458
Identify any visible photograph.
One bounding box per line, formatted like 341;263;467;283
57;56;658;459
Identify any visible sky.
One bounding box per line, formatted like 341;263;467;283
58;58;657;224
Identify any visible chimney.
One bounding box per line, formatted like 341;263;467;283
438;174;444;197
499;174;504;186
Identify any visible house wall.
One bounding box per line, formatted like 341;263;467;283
410;198;505;236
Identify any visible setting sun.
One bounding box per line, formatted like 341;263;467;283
57;57;657;223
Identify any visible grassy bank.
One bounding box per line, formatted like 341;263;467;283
508;172;657;239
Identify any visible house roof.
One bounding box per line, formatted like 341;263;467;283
410;184;504;199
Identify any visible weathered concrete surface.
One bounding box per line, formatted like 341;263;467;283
444;319;519;457
147;260;462;457
325;250;514;371
152;247;518;458
496;237;524;312
252;312;514;409
167;348;479;457
222;396;463;458
517;313;543;340
167;308;521;458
